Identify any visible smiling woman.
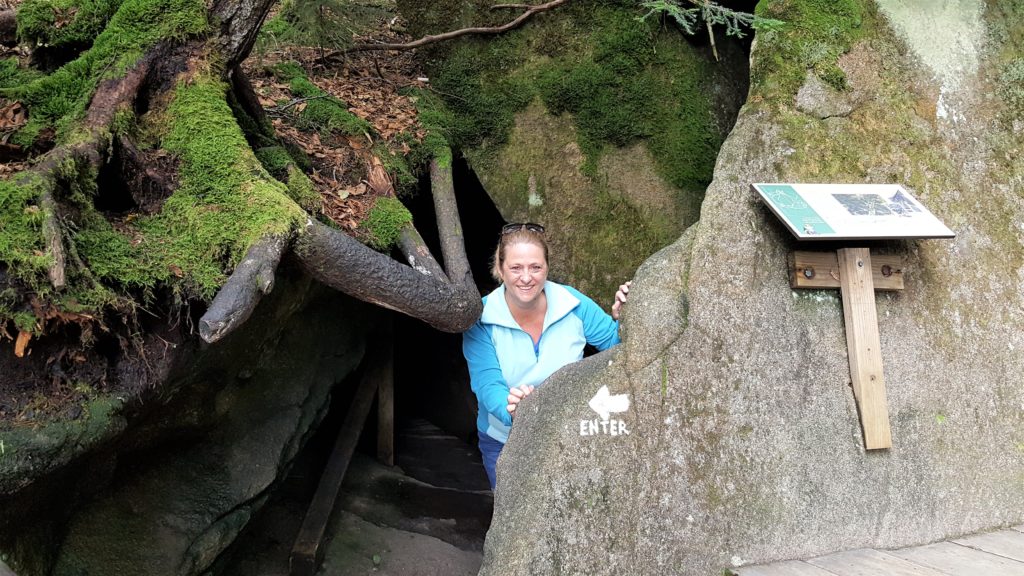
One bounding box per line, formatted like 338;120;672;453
462;224;631;489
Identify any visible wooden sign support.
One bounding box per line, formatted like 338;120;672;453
790;249;904;450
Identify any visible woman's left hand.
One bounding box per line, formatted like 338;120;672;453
612;281;632;321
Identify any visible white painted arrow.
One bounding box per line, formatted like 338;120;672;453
588;385;630;421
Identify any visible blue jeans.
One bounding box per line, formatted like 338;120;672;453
477;431;504;490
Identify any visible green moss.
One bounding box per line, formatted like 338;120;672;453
373;143;417;194
72;77;305;302
4;0;208;148
0;58;44;89
17;0;125;48
285;164;321;212
361;197;412;251
268;62;372;137
751;0;868;100
429;3;725;192
255;145;295;178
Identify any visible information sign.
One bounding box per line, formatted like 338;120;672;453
752;183;955;241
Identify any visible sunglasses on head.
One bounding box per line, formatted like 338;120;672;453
501;222;545;235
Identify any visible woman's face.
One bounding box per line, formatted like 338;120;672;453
500;241;548;307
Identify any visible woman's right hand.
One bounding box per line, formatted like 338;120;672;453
506;384;535;418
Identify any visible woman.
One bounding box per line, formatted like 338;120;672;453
462;223;630;490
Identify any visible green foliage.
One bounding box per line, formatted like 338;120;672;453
255;0;395;54
430;34;533;151
638;0;782;39
751;0;867;97
431;4;724;191
17;0;125;48
404;88;455;167
373;143;417;194
4;0;208;148
361;197;411;251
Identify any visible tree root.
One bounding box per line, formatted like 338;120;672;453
294;219;481;333
39;190;66;289
397;225;449;280
429;156;474;290
198;234;288;343
328;0;570;56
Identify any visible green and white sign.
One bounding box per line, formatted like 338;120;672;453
752;183;955;241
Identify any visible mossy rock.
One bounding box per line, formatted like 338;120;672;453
409;1;748;302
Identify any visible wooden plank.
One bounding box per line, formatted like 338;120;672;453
953;529;1024;562
736;560;841;576
893;541;1024;576
376;324;395;467
806;548;948;576
290;346;384;576
838;248;892;450
791;252;905;291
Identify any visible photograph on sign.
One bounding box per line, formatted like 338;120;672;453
751;183;955;241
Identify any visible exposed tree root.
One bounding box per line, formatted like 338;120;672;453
328;0;570;56
39;190;65;289
294;218;481;333
116;134;179;214
199;234;288;343
429;157;474;290
397;225;449;280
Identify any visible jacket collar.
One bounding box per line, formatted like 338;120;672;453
481;281;580;331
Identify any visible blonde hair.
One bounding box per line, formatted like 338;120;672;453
490;228;549;283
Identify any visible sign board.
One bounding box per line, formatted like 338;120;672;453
752;183;955;241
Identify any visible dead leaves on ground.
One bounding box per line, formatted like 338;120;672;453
244;30;429;233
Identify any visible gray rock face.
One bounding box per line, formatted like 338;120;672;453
480;3;1024;575
0;273;370;576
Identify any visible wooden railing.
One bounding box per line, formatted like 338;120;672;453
289;328;394;576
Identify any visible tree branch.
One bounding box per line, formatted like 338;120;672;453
329;0;570;55
199;234;288;343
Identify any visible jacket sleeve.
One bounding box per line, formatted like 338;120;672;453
567;286;621;351
462;319;513;427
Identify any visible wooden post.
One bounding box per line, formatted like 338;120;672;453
790;249;900;450
837;248;893;450
290;346;384;576
376;320;394;467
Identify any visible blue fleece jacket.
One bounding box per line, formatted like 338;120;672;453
462;281;620;443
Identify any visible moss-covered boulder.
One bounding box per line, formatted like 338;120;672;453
480;1;1024;573
403;0;749;300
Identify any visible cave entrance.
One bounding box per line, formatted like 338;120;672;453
389;157;504;486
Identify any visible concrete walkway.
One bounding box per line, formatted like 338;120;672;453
735;526;1024;576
